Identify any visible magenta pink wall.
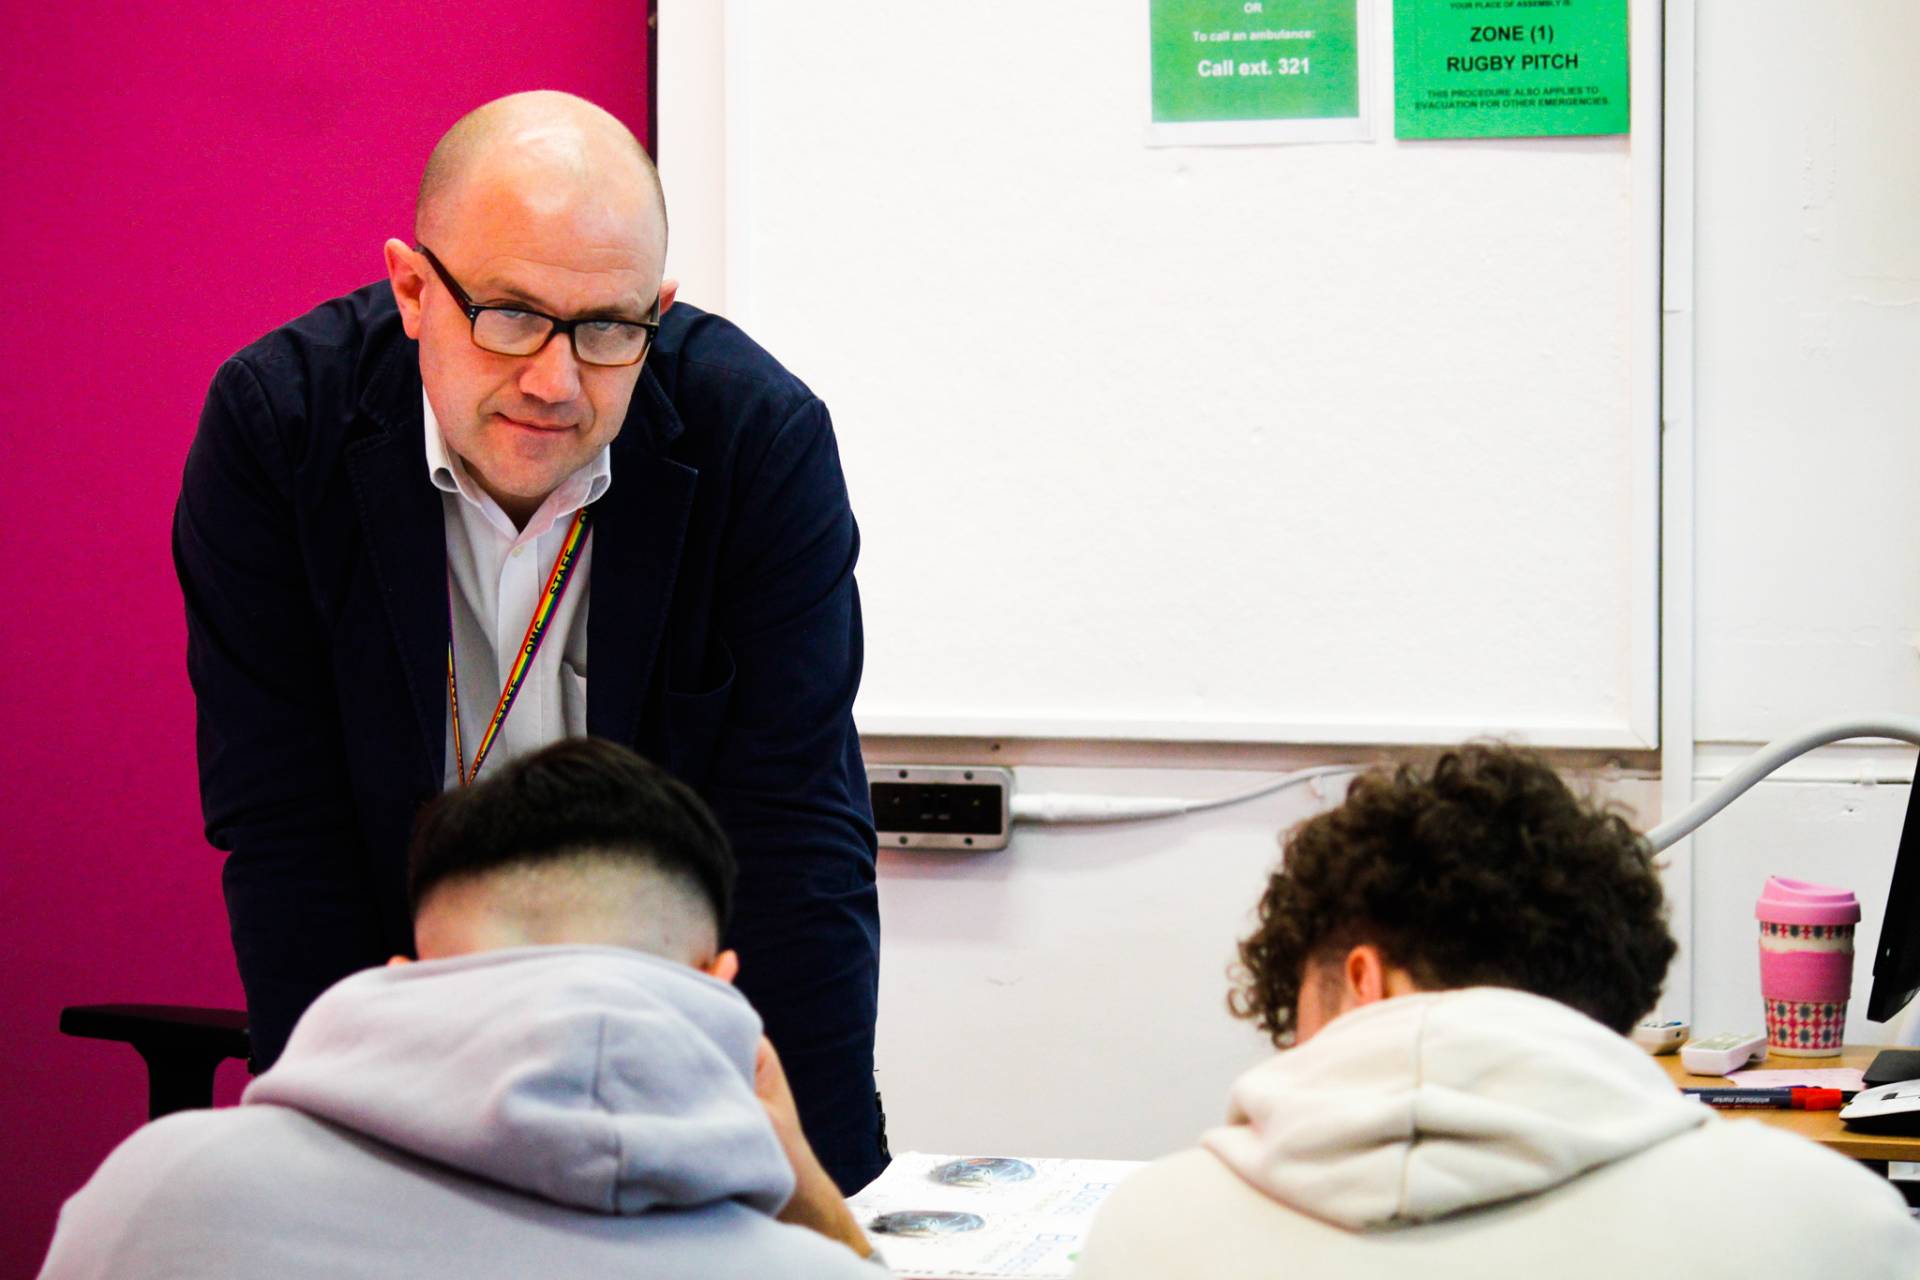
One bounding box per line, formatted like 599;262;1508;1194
0;6;651;1272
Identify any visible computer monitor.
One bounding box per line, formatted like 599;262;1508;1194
1866;777;1920;1023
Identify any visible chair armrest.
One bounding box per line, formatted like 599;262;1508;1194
60;1004;252;1119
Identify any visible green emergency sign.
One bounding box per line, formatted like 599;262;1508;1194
1393;0;1630;139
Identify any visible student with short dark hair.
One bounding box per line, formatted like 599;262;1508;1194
405;733;740;946
1076;744;1920;1278
40;739;879;1280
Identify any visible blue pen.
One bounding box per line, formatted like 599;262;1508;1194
1682;1086;1851;1110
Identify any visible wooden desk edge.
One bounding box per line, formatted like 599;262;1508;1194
1658;1044;1920;1163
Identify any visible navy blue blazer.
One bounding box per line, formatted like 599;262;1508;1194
175;283;886;1190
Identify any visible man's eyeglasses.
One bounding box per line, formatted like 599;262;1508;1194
416;244;660;368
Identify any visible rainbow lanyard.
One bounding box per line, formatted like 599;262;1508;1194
447;506;594;786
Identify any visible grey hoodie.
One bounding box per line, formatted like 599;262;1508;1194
39;946;880;1280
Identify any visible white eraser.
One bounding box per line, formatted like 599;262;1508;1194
1680;1032;1769;1076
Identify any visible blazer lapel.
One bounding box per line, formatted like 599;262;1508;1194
346;342;446;787
588;370;697;747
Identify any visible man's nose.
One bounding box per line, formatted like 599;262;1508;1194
519;332;583;404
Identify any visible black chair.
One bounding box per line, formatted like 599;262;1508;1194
60;1004;251;1119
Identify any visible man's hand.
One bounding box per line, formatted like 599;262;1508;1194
755;1035;875;1259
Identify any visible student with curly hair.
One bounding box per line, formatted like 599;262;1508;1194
1077;744;1918;1278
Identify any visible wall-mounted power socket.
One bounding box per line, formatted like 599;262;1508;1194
867;765;1012;851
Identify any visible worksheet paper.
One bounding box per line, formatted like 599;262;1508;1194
1725;1067;1867;1091
849;1152;1145;1280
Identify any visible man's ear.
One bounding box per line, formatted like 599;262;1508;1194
656;277;679;317
704;948;739;985
1342;944;1390;1007
385;238;428;339
1342;944;1421;1008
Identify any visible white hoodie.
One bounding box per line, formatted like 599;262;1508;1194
1076;988;1920;1278
38;946;880;1280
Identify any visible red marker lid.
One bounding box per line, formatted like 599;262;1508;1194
1788;1087;1845;1110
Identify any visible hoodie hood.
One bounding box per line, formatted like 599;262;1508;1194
243;946;794;1216
1201;988;1708;1230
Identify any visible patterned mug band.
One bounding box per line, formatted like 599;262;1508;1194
1758;921;1854;955
1764;998;1848;1053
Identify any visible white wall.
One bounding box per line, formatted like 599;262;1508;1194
1692;0;1920;747
1682;0;1920;1046
656;0;1920;1161
871;761;1659;1158
1689;781;1912;1044
656;0;727;311
868;1;1920;1160
873;767;1297;1158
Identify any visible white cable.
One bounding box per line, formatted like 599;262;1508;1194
1644;713;1920;853
1010;764;1360;826
1006;713;1920;836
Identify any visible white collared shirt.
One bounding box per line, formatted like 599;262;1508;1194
425;393;611;788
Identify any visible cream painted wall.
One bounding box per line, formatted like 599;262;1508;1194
869;764;1661;1158
660;0;1920;1160
1677;0;1920;1059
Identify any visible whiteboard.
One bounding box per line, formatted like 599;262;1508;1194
665;0;1661;748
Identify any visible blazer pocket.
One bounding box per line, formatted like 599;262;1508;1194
664;641;736;787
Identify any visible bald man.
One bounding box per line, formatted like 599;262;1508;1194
41;739;882;1279
174;91;887;1190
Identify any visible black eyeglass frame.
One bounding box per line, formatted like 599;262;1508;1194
415;244;661;368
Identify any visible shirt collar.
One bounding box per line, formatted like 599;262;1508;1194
423;390;613;540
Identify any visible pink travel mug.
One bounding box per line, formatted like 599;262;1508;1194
1755;877;1860;1057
